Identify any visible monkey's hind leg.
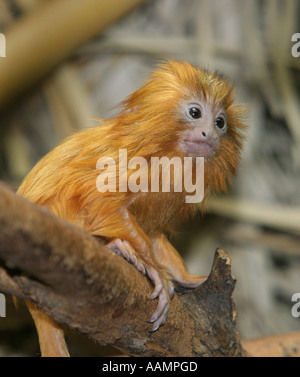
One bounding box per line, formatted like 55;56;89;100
26;301;70;357
152;234;207;289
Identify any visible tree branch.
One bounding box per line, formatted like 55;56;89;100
0;182;246;356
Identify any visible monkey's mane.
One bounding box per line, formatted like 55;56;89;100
115;60;247;198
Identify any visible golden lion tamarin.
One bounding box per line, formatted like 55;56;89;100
18;60;246;356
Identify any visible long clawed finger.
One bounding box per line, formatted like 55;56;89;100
150;303;170;332
123;240;146;275
107;239;146;275
146;267;174;331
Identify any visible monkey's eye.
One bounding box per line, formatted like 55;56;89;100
215;116;226;130
188;107;202;119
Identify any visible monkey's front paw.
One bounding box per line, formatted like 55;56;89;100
145;266;174;332
107;238;174;332
107;238;146;274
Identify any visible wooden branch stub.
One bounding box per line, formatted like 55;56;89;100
0;183;245;356
174;249;242;357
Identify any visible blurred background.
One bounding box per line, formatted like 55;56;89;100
0;0;300;356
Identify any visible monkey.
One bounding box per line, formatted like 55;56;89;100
17;60;246;356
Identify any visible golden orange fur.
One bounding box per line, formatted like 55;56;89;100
18;60;247;354
19;61;245;235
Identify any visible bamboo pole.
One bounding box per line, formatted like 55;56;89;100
209;198;300;236
0;0;144;111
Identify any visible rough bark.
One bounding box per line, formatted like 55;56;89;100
0;182;246;356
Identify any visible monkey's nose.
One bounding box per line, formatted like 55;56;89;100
200;129;218;143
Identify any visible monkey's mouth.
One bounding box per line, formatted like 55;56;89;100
183;139;217;158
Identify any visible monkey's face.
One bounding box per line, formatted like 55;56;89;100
179;99;227;159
